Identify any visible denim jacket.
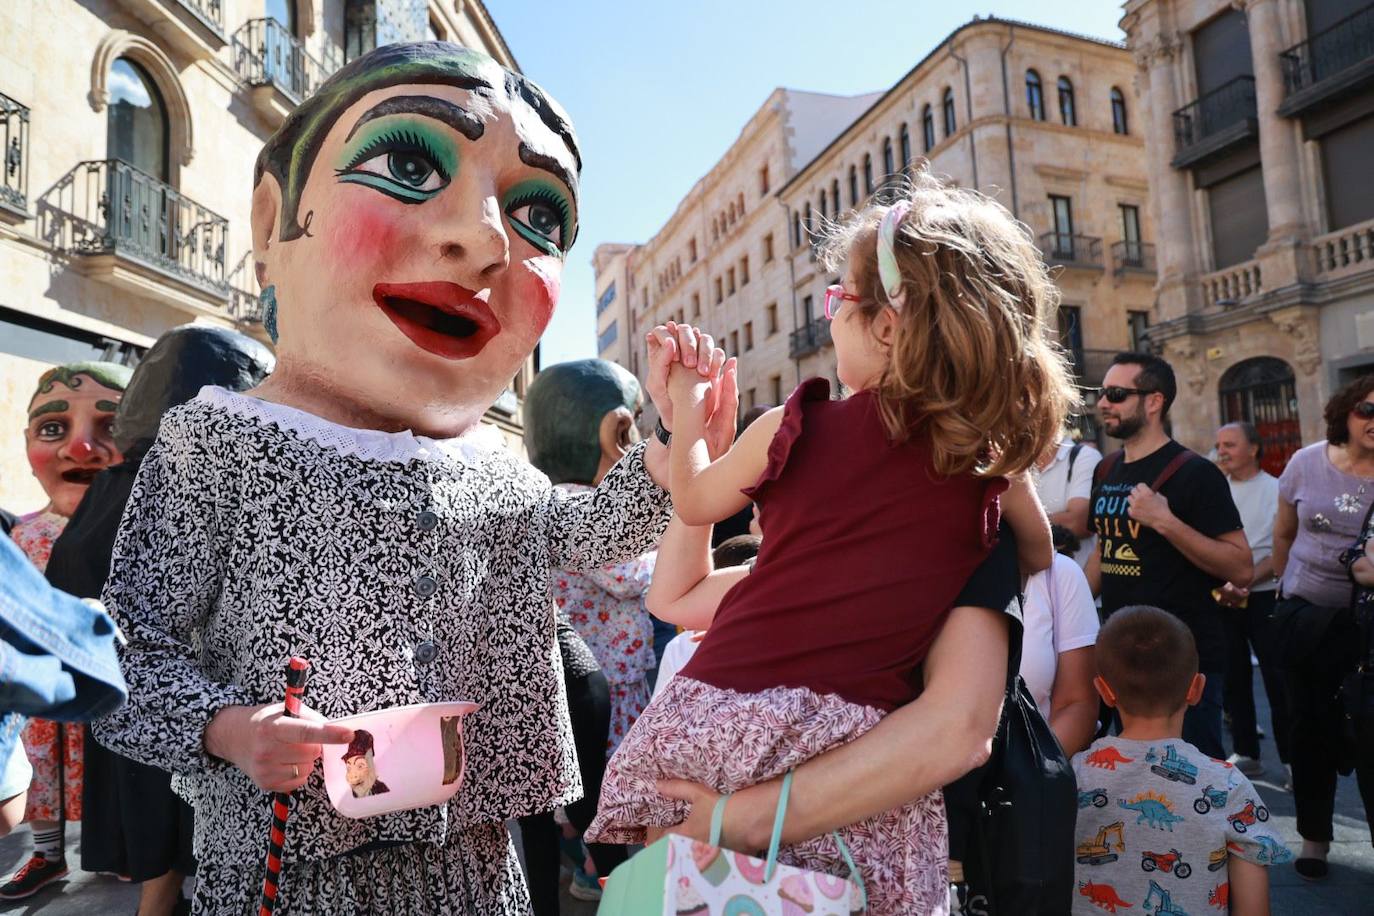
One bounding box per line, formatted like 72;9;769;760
0;534;127;764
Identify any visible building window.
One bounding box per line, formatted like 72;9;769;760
744;321;754;351
802;294;814;324
942;87;956;136
1219;357;1302;475
818;188;827;220
1119;204;1142;250
425;14;445;40
792;210;802;249
804;202;812;243
747;388;757;409
831;179;841;216
741;256;750;284
1127;310;1150;351
715;277;723;304
727;267;736;295
0;306;144;367
738;191;745;213
1058;76;1076;126
597;320;618;354
689;238;698;262
848;165;859;206
882;136;894;179
344;0;377;62
922;104;935;151
596;281;616;316
1026;69;1045;120
771;375;782;405
1049;195;1074;256
899;124;911;171
1057;306;1084;364
863;154;873;194
759;163;770;195
107;57;169;182
692;292;701;317
1110;86;1128;135
766;302;778;334
763;233;774;262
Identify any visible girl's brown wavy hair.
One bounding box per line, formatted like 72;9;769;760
817;170;1078;478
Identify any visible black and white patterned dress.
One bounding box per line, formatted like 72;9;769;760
94;387;672;915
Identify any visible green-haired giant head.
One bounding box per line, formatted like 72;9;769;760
251;42;582;436
25;361;133;517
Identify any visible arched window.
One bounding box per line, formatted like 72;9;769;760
848;165;858;207
1058;76;1076;126
344;0;377;62
107;57;169;181
942;87;956;136
1026;69;1045;120
882;137;894;180
819;188;827;220
792;210;801;249
1111;86;1128;135
803;202;812;243
922;104;935;151
832;178;841;216
266;0;297;34
1218;357;1301;475
863;153;873;195
899;123;911;171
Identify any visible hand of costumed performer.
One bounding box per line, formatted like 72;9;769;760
204;697;354;794
642;320;731;488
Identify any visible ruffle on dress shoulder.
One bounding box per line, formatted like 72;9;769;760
742;376;831;500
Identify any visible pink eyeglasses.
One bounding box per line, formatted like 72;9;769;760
823;284;860;320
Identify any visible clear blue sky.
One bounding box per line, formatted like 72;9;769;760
494;1;1128;368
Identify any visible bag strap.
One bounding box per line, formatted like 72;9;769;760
1066;441;1085;483
1094;449;1124;489
1150;448;1198;492
709;770;869;911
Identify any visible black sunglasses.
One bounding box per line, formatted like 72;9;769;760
1097;386;1155;404
1353;401;1374;419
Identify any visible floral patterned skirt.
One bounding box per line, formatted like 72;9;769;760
607;678;650;758
586;676;949;916
21;719;82;823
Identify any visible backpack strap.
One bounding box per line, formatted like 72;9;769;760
1150;448;1199;492
1093;449;1124;488
1066;441;1085;484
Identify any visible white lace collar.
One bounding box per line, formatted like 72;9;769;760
195;386;506;466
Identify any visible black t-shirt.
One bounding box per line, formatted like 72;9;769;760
1091;440;1243;671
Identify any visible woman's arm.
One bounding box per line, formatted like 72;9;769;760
1002;473;1054;576
644;516;751;630
659;603;1009;850
1271;497;1298;581
1048;646;1098;756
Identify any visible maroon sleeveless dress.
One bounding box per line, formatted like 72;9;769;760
588;380;1003;916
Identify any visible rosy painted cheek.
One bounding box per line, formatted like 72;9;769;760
325;202;403;276
25;441;62;490
512;257;560;336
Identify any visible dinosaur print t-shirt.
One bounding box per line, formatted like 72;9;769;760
1071;736;1291;915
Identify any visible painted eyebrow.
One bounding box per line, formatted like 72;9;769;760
345;96;485;143
518;143;578;207
28;400;69;420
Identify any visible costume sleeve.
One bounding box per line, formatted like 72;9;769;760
544;441;672;573
585;552;656;599
1222;771;1293;866
94;411;255;775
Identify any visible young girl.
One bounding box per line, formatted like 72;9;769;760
586;173;1076;914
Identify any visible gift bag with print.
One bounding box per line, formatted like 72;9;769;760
599;771;867;915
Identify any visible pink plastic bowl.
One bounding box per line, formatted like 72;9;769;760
321;701;478;819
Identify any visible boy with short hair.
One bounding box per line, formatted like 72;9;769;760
1072;606;1289;915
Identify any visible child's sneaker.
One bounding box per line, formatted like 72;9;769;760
0;854;69;899
568;866;602;901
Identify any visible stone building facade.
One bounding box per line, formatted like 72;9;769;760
1122;0;1374;469
0;0;523;514
598;17;1155;448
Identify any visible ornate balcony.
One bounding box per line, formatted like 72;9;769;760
117;0;225;59
1200;258;1263;309
233;18;333;125
1111;240;1156;277
788;318;832;359
1313;215;1374;281
1279;3;1374;118
44;159;229;312
226;252;265;325
1171;76;1259;170
1039;232;1103;270
0;92;29;219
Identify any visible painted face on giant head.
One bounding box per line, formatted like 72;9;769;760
25;362;133;517
252;43;580;436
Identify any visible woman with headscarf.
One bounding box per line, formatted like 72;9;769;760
45;326;274;916
2;361;132;901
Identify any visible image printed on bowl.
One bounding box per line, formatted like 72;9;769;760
321;701;478;819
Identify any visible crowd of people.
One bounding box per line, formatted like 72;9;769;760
0;39;1371;916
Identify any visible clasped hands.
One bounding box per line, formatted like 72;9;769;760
644;321;739;459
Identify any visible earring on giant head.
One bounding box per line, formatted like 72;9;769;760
876;200;911;310
260;284;279;344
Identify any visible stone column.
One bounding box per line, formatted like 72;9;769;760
1246;0;1306;242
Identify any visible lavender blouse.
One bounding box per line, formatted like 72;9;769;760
1278;441;1374;607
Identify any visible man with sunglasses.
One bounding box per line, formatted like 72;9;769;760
1087;352;1253;759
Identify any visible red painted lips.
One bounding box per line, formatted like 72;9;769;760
372;282;501;360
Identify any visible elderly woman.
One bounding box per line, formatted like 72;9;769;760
1273;374;1374;879
93;43;724;915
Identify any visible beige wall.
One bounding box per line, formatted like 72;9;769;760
0;0;523;513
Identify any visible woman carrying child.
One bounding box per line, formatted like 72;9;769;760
588;173;1076;914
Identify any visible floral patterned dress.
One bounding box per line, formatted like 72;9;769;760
11;510;84;824
551;482;656;757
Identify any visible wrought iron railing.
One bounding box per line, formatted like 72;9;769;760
1111;240;1156;274
1039;232;1103;268
233;18;331;104
46;159;228;295
226;251;264;323
174;0;225;33
1173;76;1257;152
1281;3;1374;95
0;92;29;213
788;318;832;359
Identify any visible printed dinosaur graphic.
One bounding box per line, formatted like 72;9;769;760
1119;790;1185;831
1253;834;1292;865
1087;746;1135;770
1077;880;1133;913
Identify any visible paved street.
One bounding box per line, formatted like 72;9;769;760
0;671;1367;914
